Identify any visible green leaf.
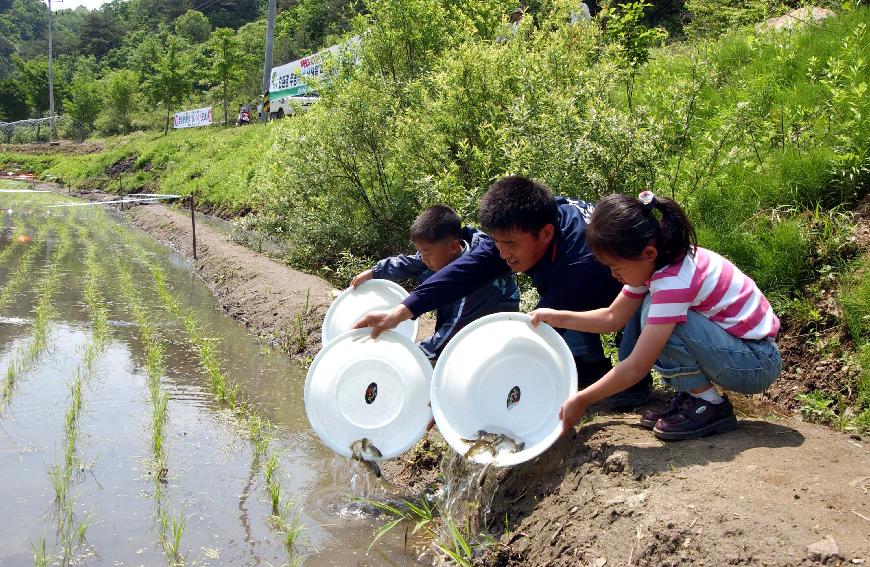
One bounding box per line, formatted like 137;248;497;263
368;518;403;551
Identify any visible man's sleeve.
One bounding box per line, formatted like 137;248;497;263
372;254;426;282
403;238;510;317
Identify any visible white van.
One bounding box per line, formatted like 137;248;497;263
269;95;319;119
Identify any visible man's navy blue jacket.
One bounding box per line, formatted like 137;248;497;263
373;226;519;359
402;198;622;355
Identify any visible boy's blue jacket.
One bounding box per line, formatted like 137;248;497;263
401;198;622;354
373;226;520;359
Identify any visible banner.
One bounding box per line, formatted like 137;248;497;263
173;106;213;129
269;37;359;101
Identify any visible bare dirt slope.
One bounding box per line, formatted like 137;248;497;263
472;414;869;566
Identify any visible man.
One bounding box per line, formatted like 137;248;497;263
354;176;652;409
350;204;519;361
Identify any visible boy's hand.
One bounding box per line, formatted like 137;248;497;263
352;305;413;339
528;308;557;328
351;269;374;288
558;392;588;436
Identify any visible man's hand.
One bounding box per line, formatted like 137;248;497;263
528;308;558;328
351;269;375;288
352;304;413;339
558;392;588;436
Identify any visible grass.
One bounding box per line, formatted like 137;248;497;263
0;125;276;215
363;497;437;551
839;253;870;343
363;494;496;564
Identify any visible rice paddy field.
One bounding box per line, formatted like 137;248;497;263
0;180;421;567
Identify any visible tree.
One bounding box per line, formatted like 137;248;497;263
78;9;124;58
145;35;193;134
63;73;103;139
601;1;668;110
0;76;28;121
15;55;69;118
207;27;243;126
103;68;137;133
175;9;211;43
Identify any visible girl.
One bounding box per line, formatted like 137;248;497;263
530;191;782;440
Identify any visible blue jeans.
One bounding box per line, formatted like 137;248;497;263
619;297;781;394
562;329;606;363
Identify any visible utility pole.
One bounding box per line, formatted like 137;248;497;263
47;0;56;141
260;0;276;122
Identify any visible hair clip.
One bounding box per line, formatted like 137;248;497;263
638;190;656;211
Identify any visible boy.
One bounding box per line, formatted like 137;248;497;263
351;205;520;360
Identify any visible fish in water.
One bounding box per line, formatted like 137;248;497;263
350;438;382;478
462;430;526;460
496;435;525;453
464;437;499;460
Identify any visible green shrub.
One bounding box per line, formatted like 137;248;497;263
684;0;786;39
839;256;870;342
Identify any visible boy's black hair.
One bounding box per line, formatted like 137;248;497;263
479;176;558;234
410;205;462;242
586;193;697;269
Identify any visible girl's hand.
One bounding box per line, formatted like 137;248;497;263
528;308;557;328
559;393;588;436
351;269;374;288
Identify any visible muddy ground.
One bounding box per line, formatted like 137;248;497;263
37;183;870;566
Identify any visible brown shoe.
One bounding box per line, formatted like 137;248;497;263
639;391;691;429
653;395;738;440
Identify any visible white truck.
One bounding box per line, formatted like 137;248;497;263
267;38;358;120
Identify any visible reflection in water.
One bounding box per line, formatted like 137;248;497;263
239;451;261;567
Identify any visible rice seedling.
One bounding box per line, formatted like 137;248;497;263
272;500;305;554
0;222;49;312
264;452;278;487
32;535;50;567
0;221;73;409
158;506;187;566
0;230;23;268
115;256;169;473
269;480;281;515
113;254;193;561
107;224;307;553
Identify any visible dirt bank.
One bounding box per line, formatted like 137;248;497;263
386;414;869;566
38;185;335;359
479;416;869;566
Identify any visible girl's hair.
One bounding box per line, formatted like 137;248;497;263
586;193;697;269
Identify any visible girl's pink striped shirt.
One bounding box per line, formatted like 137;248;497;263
622;247;780;340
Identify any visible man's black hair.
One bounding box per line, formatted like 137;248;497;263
410;205;462;242
479;176;558;234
